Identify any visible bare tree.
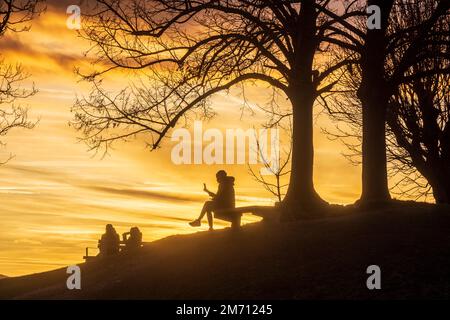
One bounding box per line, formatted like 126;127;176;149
358;0;449;205
0;0;44;162
387;57;450;203
322;0;449;205
72;0;365;218
0;0;43;35
248;125;291;203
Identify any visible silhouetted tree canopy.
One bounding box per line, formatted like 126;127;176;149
0;0;44;163
72;0;449;208
73;0;367;216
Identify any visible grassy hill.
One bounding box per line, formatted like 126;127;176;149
1;202;449;299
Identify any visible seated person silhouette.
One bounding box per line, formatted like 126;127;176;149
98;224;120;257
122;226;143;252
189;170;235;230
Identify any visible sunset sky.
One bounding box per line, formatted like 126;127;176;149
0;1;367;277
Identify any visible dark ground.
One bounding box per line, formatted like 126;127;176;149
1;202;449;299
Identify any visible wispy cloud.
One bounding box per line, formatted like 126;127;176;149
85;185;202;203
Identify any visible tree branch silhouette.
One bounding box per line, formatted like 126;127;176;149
0;0;43;163
73;0;366;217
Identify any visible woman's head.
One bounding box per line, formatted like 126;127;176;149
106;224;115;233
216;170;227;182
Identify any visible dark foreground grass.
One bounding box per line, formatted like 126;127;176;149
1;202;449;299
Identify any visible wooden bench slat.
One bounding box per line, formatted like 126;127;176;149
216;206;279;217
214;206;280;226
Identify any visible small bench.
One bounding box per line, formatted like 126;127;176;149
214;206;279;229
83;246;99;262
83;240;143;261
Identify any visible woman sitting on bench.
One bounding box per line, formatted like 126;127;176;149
122;226;143;252
98;224;120;257
189;170;235;230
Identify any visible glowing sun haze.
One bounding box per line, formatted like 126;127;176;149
0;2;361;276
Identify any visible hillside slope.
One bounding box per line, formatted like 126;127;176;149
1;203;450;299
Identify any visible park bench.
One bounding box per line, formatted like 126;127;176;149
83;240;143;261
83;246;98;262
214;205;280;229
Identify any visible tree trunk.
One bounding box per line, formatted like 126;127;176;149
359;91;391;204
281;90;328;219
432;183;450;204
280;0;327;219
357;0;394;206
429;171;450;204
